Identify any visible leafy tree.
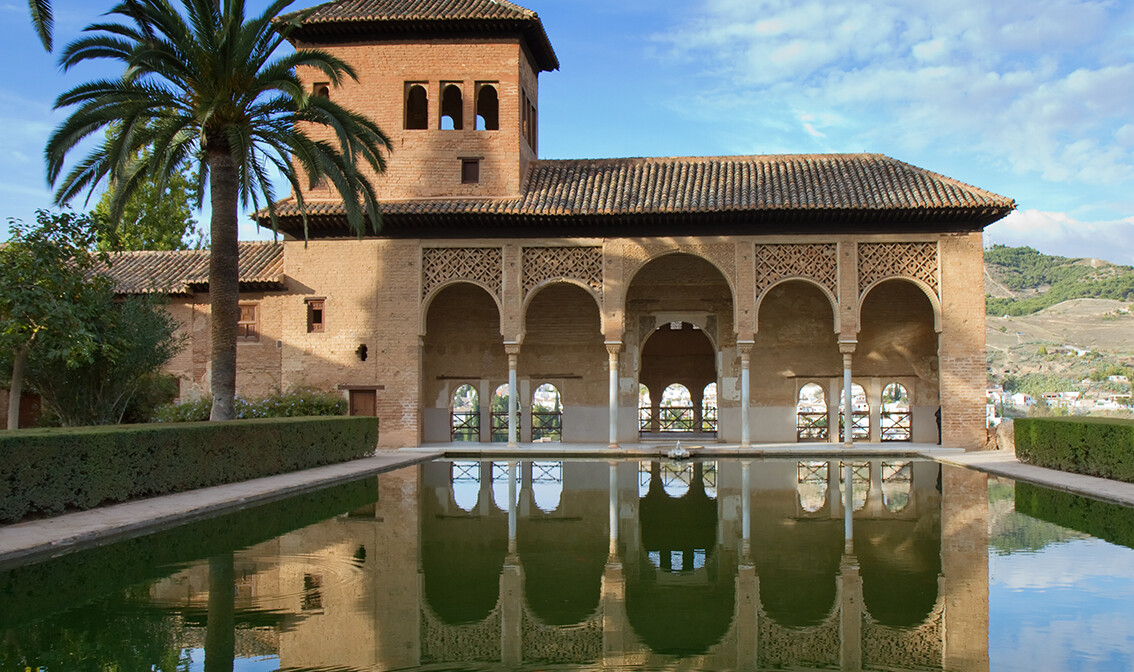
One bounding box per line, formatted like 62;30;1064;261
47;0;391;420
0;211;108;429
94;149;206;251
28;293;185;426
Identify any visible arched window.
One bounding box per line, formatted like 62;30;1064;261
475;83;499;130
797;460;829;512
490;384;515;442
839;383;869;441
440;83;463;130
451;460;480;512
881;461;912;512
701;383;718;432
313;82;330;99
881;383;912;442
451;384;479;442
531;383;562;442
796;382;828;441
404;83;427;130
660;383;695;432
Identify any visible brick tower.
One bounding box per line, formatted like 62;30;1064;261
287;0;559;202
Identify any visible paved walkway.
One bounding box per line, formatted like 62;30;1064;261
0;452;439;570
4;442;1133;570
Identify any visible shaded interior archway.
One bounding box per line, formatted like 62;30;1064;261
625;253;734;438
753;281;840;440
855;514;941;626
520;283;605;442
857;280;938;442
640;324;716;435
422;283;505;443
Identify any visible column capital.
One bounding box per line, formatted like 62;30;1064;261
837;339;857;355
504;341;522;356
737;340;755;355
605;341;623;356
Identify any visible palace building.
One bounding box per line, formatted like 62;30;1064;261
99;0;1014;449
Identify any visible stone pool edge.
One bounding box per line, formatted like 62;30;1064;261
934;449;1134;508
0;452;440;571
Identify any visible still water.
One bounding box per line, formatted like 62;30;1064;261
1;459;1133;672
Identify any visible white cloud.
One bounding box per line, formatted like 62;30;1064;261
654;0;1134;203
986;210;1134;265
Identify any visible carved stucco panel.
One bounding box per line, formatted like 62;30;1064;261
754;243;839;299
857;242;940;298
522;246;603;300
422;247;503;301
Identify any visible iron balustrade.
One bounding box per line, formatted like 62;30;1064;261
531;411;562;442
881;410;912;441
702;404;718;432
451;411;480;442
796;411;829;440
490;408;521;442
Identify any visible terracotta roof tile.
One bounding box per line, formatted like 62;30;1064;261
288;0;558;71
260;154;1015;228
94;242;285;295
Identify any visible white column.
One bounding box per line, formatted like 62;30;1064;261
741;460;752;557
739;342;753;447
606;342;621;448
839;342;856;448
608;461;619;555
507;460;518;553
506;344;520;448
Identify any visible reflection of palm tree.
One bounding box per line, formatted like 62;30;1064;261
205;553;235;672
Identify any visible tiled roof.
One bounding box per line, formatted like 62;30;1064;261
260;154;1016;234
93;242;285;295
287;0;558;71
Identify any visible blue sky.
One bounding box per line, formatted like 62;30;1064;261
2;0;1133;263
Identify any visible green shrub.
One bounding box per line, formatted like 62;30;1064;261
151;387;346;422
0;416;379;523
1015;481;1134;550
1015;417;1134;483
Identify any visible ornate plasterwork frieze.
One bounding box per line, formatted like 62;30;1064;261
754;243;838;298
857;242;939;298
422;247;503;300
522;246;603;298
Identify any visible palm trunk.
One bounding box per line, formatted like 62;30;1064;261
208;148;240;421
6;346;26;429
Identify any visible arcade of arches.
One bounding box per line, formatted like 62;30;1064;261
416;238;980;448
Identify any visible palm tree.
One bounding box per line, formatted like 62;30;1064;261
28;0;53;50
47;0;391;420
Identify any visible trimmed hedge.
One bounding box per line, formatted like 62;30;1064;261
1015;416;1134;483
0;416;379;523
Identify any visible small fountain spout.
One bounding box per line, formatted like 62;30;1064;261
667;440;690;460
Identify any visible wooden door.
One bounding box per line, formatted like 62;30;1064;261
349;389;377;416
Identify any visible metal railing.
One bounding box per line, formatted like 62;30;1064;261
490;409;521;442
838;411;870;441
796;411;829;440
881;410;912;441
531;411;562;442
451;411;480;442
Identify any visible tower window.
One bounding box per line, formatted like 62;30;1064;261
461;159;480;184
306;298;325;333
313;82;330;98
441;83;463;130
237;303;259;342
405;83;428;130
476;83;499;131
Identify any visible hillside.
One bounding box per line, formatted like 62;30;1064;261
985;245;1134;316
983;246;1134;402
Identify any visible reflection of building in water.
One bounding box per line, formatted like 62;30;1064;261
151;460;989;672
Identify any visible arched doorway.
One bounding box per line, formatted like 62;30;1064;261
531;383;562;442
624;253;735;440
796;382;829;441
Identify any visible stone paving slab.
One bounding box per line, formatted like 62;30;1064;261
935;449;1134;507
0;452;440;570
412;441;964;460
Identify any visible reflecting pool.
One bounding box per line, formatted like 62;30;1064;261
2;459;1133;672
